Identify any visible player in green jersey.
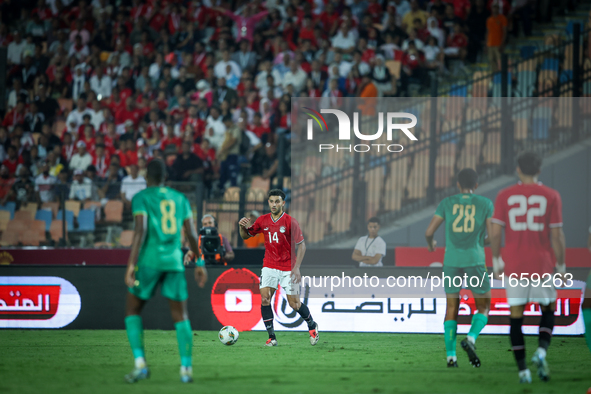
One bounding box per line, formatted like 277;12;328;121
425;168;493;368
123;159;207;384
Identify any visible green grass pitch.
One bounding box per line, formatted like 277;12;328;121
0;330;589;394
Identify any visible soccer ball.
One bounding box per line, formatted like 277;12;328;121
218;326;239;345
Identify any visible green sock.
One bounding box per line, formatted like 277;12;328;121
467;313;488;343
444;320;458;357
175;320;193;367
125;315;145;359
583;308;591;353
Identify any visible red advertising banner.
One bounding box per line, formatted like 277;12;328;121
0;276;81;328
395;247;591;267
0;249;130;266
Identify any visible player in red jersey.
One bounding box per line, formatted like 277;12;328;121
490;151;566;384
238;189;319;347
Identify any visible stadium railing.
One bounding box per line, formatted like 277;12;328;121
289;24;591;247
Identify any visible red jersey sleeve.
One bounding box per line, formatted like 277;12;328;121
247;216;263;236
548;191;563;228
492;190;507;226
291;217;304;244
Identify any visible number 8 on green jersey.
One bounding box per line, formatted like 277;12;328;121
434;193;494;294
130;187;193;301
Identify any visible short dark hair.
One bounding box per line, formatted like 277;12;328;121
368;216;380;225
146;159;167;184
457;168;478;189
267;189;285;200
517;151;542;176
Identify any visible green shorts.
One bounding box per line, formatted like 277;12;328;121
129;266;188;302
442;265;490;295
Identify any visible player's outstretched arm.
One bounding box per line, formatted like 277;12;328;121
425;215;444;252
238;217;252;240
184;217;207;288
125;215;146;288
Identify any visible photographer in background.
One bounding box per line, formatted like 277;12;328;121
184;214;235;265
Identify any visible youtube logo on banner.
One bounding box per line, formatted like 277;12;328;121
224;290;252;312
211;268;262;331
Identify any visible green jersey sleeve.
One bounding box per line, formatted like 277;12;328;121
132;191;147;217
434;199;446;219
486;198;494;219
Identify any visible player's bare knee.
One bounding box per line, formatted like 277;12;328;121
540;302;555;313
261;297;272;306
288;299;301;310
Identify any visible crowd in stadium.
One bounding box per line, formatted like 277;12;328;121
0;0;537;207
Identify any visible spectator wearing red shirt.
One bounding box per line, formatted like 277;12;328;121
319;3;341;36
214;4;269;44
2;145;23;177
92;144;111;179
77;114;94;140
115;97;142;130
249;112;271;139
3;100;27;132
161;124;183;152
62;133;76;162
149;4;167;32
80;125;96;151
444;22;469;60
123;139;139;166
366;0;384;23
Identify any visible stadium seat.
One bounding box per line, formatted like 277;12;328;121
482;131;501;164
56;210;75;230
520;45;536;60
104;200;123;223
41;202;59;218
14;210;34;221
50;220;68;242
541;58;560;72
0;230;19;246
83;201;102;210
0;210;10;232
35;209;53;231
0;201;16;219
20;220;46;246
65;200;81;217
119;230;133;247
20;203;38;219
5;219;31;244
250;176;270;192
223;187;241;201
77;209;96;232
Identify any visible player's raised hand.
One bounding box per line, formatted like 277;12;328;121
124;265;136;288
427;240;437;252
195;266;208;288
238;217;250;228
184;250;195;265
